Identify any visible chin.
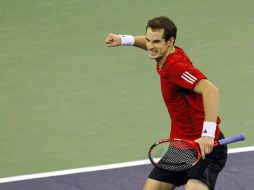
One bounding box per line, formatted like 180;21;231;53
148;53;160;59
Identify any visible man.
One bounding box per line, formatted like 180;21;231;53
105;16;227;190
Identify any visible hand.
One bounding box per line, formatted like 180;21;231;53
105;33;121;47
195;136;214;159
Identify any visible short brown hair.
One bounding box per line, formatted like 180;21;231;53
146;16;177;42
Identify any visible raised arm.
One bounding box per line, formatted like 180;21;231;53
133;36;147;50
105;33;147;50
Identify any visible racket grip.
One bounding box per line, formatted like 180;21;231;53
218;134;245;146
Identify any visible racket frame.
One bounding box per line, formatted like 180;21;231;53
148;138;201;170
148;134;245;171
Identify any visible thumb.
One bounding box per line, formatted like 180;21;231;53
105;33;119;44
105;33;113;44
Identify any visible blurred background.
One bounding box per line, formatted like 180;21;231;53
0;0;253;178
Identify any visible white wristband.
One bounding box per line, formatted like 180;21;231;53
202;121;216;138
118;35;134;46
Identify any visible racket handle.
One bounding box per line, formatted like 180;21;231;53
218;133;245;146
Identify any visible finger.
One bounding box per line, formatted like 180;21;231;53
200;144;205;159
210;146;213;153
105;38;113;45
105;34;113;44
204;145;210;155
106;42;118;47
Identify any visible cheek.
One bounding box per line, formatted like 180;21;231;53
158;45;168;54
145;42;149;48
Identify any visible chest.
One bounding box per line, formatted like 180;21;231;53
159;70;183;103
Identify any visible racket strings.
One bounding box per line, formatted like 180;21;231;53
152;140;199;171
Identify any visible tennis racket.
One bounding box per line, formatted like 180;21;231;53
148;134;245;171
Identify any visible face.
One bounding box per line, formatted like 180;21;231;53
145;27;173;60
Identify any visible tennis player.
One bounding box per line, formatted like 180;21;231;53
105;16;227;190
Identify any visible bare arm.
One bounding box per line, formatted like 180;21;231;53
194;79;220;122
134;36;147;50
194;79;220;159
105;33;147;50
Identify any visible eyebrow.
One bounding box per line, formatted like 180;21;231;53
145;37;161;43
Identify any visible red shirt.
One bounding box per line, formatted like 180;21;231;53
156;47;221;141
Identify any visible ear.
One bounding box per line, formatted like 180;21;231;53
166;37;175;46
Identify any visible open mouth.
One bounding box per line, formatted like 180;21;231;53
148;50;158;57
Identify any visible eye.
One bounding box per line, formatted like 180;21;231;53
153;40;161;44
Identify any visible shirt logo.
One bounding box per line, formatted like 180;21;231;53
181;71;197;84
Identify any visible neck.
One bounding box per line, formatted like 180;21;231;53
157;46;175;68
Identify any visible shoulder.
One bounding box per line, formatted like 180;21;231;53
165;47;193;72
166;47;192;66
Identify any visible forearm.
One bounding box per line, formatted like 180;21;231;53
194;79;219;122
194;79;220;138
202;85;220;122
194;80;220;157
134;36;147;50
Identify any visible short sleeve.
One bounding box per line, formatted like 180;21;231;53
167;61;207;91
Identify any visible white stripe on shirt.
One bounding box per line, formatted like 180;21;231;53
181;75;194;84
181;71;197;84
